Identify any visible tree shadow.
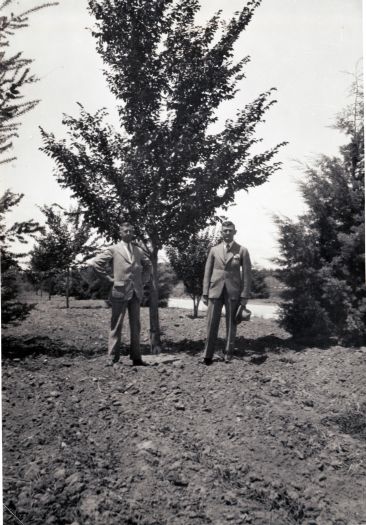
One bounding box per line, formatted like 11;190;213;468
1;335;105;361
157;333;337;360
60;304;110;310
2;335;155;363
234;334;336;356
2;331;337;363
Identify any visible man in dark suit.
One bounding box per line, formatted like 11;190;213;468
89;222;151;366
202;221;251;364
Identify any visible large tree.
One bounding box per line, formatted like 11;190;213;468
275;80;365;344
41;0;285;350
1;2;57;325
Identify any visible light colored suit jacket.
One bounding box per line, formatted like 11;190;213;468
89;242;151;301
203;241;251;300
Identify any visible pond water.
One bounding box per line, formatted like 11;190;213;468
168;297;280;320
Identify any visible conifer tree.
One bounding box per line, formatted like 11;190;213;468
1;1;57;324
276;79;365;344
41;0;285;350
0;0;57;163
0;190;41;326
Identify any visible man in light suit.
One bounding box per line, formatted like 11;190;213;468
89;222;151;366
202;221;251;364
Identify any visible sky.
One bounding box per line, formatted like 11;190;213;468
2;0;363;267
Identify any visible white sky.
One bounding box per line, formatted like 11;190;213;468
1;0;363;267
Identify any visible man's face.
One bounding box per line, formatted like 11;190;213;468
222;225;236;243
120;224;135;243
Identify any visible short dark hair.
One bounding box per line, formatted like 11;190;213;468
120;222;133;229
221;220;236;229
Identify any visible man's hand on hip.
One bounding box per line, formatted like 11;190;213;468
202;295;208;306
240;298;248;307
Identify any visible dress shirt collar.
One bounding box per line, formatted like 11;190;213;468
120;240;134;259
120;240;132;248
223;240;234;250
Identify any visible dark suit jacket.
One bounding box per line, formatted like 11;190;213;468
203;241;251;300
89;242;151;301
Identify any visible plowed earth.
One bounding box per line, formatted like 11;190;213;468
2;298;366;525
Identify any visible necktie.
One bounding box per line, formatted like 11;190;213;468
127;243;133;261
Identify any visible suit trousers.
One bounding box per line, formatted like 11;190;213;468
203;287;239;360
108;292;141;361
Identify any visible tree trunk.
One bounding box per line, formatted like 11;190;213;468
149;248;161;354
65;267;70;309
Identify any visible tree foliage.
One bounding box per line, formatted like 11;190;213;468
141;262;177;308
0;0;57;163
67;266;112;301
275;80;365;344
1;189;41;326
29;205;99;307
250;266;270;299
166;228;220;317
40;0;285;348
168;229;270;317
71;261;175;307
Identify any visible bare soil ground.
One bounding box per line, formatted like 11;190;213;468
2;298;366;525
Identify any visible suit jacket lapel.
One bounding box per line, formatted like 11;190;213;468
225;242;238;265
117;242;131;263
217;243;226;265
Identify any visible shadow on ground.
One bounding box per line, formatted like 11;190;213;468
1;336;109;361
159;334;335;360
60;303;110;310
2;333;335;362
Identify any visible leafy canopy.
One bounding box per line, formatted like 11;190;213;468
29;204;98;275
41;0;285;250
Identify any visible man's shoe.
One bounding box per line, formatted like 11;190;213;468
199;358;213;366
132;359;149;366
216;351;226;362
106;358;118;367
224;354;233;363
